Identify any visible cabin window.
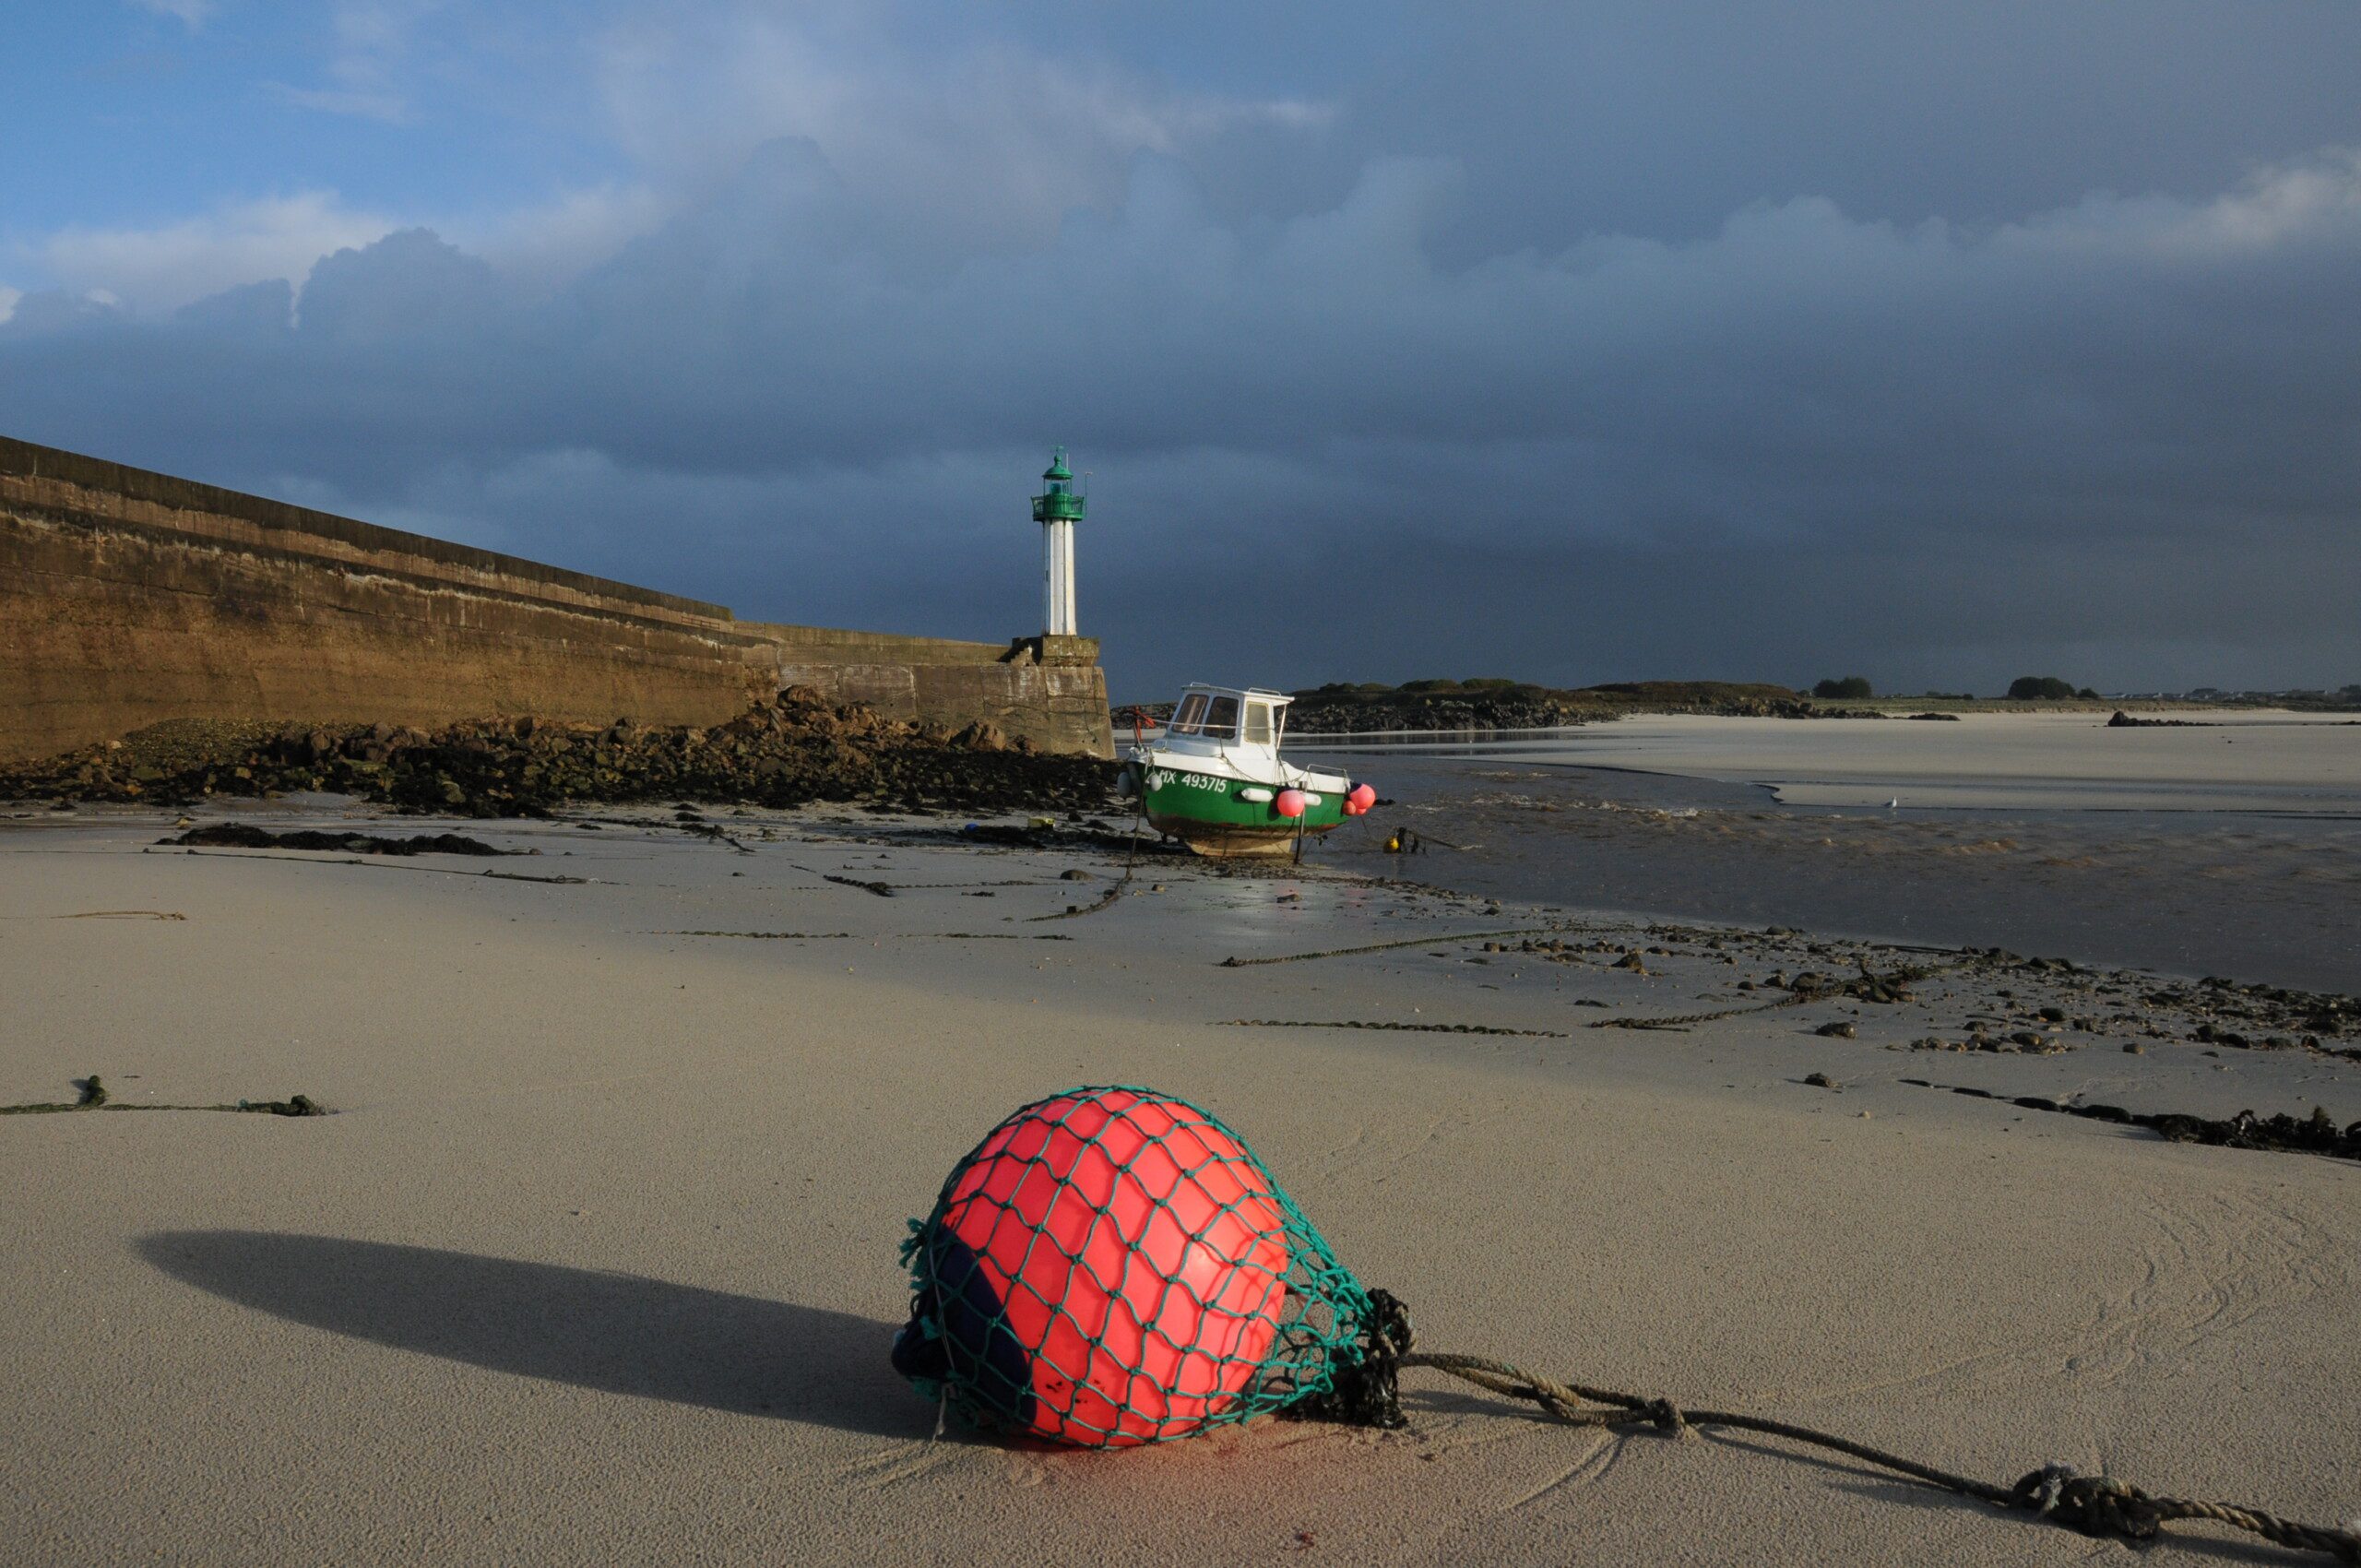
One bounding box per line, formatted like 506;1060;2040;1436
1170;694;1208;734
1202;695;1240;740
1243;702;1273;745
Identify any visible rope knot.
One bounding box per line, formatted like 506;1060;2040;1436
2012;1465;2164;1542
1282;1286;1415;1430
1643;1398;1695;1440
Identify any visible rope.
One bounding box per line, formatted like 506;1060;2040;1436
1339;1312;2359;1562
1027;793;1149;922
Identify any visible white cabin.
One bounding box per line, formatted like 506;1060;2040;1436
1154;684;1299;775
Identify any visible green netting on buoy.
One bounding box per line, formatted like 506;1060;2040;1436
891;1085;1399;1447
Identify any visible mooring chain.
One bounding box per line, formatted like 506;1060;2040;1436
1585;989;1817;1031
1029;794;1151;922
1375;1338;2359;1562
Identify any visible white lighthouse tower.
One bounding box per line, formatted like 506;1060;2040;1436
1032;445;1085;636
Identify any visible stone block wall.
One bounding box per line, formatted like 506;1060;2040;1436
0;436;1111;763
753;625;1111;756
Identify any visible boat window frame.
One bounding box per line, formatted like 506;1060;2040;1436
1202;694;1242;741
1242;701;1274;746
1169;693;1209;735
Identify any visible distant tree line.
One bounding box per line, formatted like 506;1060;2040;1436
2007;675;2102;700
1805;675;2111;701
1305;677;1536;696
1305;674;2125;706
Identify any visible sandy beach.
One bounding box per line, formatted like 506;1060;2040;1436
3;797;2355;1565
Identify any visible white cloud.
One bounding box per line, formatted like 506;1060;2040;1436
6;102;2358;692
10;179;680;316
35;7;1333;314
590;14;1334;263
0;285;19;325
20;192;397;315
266;83;409;123
129;0;214;29
265;0;448;124
451;184;673;290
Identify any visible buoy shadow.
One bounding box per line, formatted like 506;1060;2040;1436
138;1229;928;1439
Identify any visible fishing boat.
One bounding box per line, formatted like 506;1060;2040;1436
1119;684;1375;858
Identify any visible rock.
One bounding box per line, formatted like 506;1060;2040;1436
5;695;1116;822
1612;952;1648;973
951;721;1010;753
1804;1072;1840;1089
1815;1021;1858;1039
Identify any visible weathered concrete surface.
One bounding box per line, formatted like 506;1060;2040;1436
753;625;1111;757
0;436;1111;762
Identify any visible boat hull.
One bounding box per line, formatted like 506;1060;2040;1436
1136;755;1349;858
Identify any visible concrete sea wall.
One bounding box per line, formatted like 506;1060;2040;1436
0;436;1111;763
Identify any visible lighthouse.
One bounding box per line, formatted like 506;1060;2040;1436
1032;446;1085;636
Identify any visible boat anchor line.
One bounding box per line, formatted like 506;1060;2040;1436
1030;795;1151;921
653;930;1074;942
1218;1019;1572;1039
789;866;897;897
1588;991;1820;1030
1587;961;1955;1030
1219;924;1609;967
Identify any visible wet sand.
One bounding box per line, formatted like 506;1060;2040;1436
1299;711;2361;993
2;802;2355;1565
1299;708;2361;813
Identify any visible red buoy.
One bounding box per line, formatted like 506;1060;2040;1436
897;1087;1289;1445
1275;789;1308;819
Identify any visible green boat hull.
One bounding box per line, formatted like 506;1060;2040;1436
1139;759;1349;858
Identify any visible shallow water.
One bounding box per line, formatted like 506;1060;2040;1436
1297;748;2361;994
1296;709;2361;812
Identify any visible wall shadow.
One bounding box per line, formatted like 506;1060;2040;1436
139;1229;930;1439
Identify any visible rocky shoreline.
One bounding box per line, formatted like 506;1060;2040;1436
0;686;1117;818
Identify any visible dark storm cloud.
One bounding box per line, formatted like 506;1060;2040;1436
5;125;2360;697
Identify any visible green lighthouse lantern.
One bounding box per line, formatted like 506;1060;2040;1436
1032;445;1086;636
